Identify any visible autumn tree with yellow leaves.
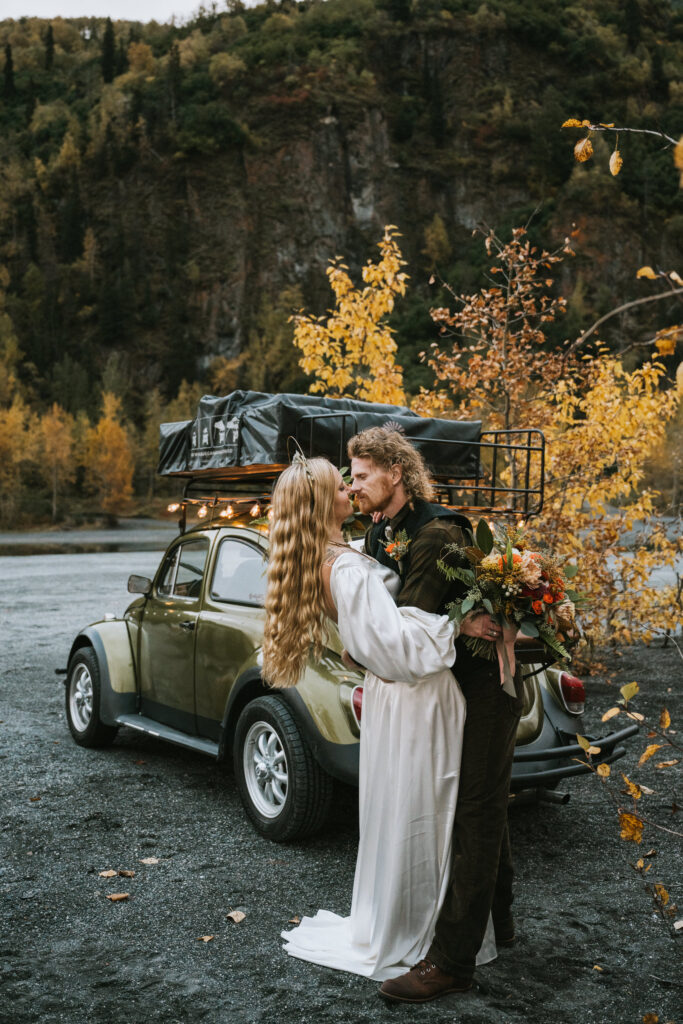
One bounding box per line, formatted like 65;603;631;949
38;404;76;522
85;393;134;521
292;226;407;405
420;226;681;648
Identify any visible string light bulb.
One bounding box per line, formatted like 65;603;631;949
219;504;235;519
250;503;260;517
167;502;180;513
198;505;208;519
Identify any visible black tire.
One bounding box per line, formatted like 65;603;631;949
65;648;119;748
233;695;332;842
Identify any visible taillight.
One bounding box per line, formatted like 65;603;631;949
560;673;585;714
352;685;363;726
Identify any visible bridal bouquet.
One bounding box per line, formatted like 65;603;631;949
438;519;583;693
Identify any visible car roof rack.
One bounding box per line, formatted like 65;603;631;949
159;392;545;530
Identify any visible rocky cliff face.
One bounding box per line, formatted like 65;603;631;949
1;3;681;408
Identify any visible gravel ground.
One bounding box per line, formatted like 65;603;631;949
1;545;681;1024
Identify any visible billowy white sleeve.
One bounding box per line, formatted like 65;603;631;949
330;554;455;684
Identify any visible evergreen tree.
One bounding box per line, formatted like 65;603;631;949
115;39;128;76
3;44;15;100
168;43;181;123
44;24;55;71
101;18;115;83
623;0;642;50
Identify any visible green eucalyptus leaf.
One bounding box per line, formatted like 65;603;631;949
563;563;579;579
519;620;540;637
475;518;494;555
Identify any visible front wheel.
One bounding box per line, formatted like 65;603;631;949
65;648;119;748
233;695;332;842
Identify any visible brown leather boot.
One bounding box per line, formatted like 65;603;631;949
379;959;472;1003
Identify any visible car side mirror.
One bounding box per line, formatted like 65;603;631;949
128;574;152;596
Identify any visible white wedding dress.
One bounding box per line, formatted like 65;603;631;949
282;549;497;981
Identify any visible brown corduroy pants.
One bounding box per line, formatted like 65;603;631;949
427;674;521;983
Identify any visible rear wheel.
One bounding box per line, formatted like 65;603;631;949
234;695;332;842
65;648;119;748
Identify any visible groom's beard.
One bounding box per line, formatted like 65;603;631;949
354;479;397;516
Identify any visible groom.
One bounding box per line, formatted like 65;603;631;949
348;426;522;1004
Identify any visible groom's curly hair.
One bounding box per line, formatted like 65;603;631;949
347;427;434;503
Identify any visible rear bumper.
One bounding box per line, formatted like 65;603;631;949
511;723;639;789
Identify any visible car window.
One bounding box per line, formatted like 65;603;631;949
156;538;209;599
210;539;267;606
174;539;209;598
156;548;179;597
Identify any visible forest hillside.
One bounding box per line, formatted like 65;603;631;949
0;0;681;521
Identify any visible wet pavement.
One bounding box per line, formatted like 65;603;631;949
1;537;681;1024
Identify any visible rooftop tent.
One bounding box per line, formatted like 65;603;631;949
157;390;483;480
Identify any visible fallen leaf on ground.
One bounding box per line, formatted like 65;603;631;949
642;1014;659;1024
655;760;679;769
197;935;214;942
644;849;657;858
139;857;159;865
29;796;41;802
288;916;301;924
106;893;129;902
593;964;603;971
99;870;117;878
596;763;611;777
134;760;146;766
673;919;683;932
118;869;135;878
640;785;654;795
626;711;644;722
226;910;246;924
601;707;621;722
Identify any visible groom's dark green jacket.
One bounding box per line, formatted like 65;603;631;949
365;498;500;687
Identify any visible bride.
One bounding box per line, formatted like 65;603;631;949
262;455;496;982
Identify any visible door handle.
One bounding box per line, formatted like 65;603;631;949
179;620;196;631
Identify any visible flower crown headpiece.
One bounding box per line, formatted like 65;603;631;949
286;438;315;507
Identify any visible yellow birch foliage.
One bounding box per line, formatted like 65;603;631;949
292;226;407;405
546;359;681;641
38;403;75;522
0;397;38;525
86;392;134;516
420;228;681;645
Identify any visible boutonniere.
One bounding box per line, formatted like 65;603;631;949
382;529;412;564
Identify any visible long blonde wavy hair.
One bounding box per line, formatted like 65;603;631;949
262;457;337;689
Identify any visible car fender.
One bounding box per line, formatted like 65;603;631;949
219;653;361;786
67;622;137;726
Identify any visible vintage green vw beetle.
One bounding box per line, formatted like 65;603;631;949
63;392;637;841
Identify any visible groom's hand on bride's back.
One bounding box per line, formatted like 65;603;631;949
341;649;365;671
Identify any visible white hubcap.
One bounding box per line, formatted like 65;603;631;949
69;664;93;731
243;721;288;818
